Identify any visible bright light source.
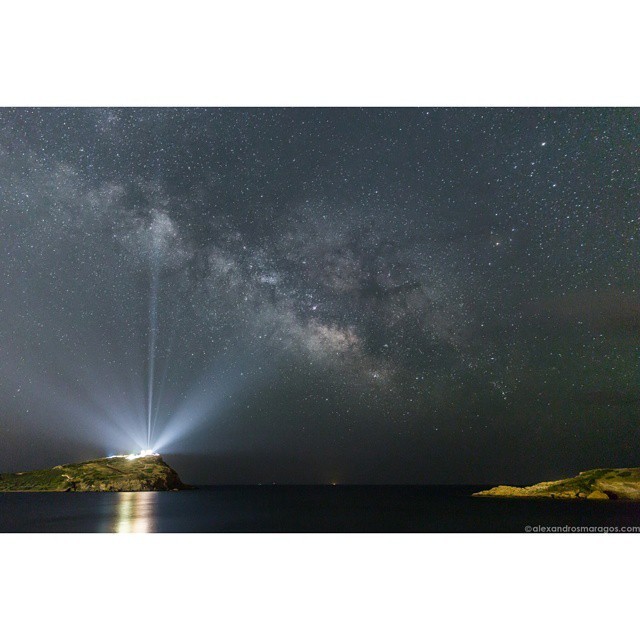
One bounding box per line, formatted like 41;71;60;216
123;449;158;460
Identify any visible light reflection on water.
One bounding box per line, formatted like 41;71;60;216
113;492;158;533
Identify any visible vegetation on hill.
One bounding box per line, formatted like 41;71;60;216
473;468;640;500
0;454;187;492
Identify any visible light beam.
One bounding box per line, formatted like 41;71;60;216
146;234;160;449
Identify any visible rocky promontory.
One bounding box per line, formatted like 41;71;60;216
0;453;188;492
473;467;640;500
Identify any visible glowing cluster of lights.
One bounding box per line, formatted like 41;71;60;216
126;449;158;460
110;450;158;460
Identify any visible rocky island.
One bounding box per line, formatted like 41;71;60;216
0;453;188;492
473;467;640;500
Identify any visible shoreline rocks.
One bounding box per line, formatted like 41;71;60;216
473;467;640;500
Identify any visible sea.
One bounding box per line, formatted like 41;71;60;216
1;485;640;533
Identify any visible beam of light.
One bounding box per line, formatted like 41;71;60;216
0;342;150;457
149;346;276;454
150;316;180;438
0;315;150;453
150;359;250;452
146;241;160;449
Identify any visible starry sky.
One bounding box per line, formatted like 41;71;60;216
0;108;638;484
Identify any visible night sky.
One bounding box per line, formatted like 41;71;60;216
0;108;637;484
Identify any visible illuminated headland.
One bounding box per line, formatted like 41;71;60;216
0;452;187;492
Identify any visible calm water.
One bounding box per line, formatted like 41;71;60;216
1;486;639;533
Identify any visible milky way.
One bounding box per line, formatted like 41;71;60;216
0;108;638;483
